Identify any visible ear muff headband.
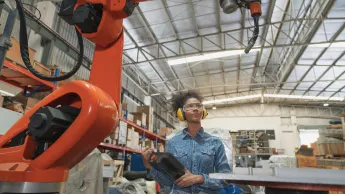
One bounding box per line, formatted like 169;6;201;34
177;108;185;121
177;107;208;121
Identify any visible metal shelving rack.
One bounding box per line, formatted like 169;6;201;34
97;118;166;155
234;130;273;168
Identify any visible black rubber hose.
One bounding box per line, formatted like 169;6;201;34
15;0;84;81
244;14;260;54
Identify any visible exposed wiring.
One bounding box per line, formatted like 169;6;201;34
15;0;84;81
22;3;41;21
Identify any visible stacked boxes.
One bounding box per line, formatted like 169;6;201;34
126;127;139;150
132;112;147;128
158;128;172;137
318;128;345;155
144;139;155;150
137;106;153;132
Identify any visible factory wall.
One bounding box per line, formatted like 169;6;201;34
201;104;342;156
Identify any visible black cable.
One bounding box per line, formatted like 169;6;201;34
22;3;41;21
244;14;260;54
15;0;84;81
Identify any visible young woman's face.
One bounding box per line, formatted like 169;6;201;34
183;98;203;123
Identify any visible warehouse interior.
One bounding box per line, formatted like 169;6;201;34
0;0;345;193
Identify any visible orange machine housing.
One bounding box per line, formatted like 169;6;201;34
0;0;146;183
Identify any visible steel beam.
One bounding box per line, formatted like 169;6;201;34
123;39;345;66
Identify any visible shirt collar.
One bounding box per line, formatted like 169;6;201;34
182;127;205;139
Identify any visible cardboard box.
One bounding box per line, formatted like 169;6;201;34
5;36;36;67
158;143;165;152
26;97;40;109
102;160;115;178
159;128;172;136
33;61;53;76
127;127;134;140
136;120;142;127
118;121;127;145
132;112;147;127
310;142;319;156
127;113;134;122
145;140;155;149
318;143;345;155
0;95;3;107
122;103;128;111
114;127;119;140
137;106;153;131
296;154;317;168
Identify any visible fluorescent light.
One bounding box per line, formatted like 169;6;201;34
308;43;331;48
168;49;260;66
308;42;345;48
330;42;345;48
0;90;15;97
323;103;329;107
263;94;344;101
212;106;217;110
203;94;261;105
205;94;344;106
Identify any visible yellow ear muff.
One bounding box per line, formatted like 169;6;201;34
202;108;208;119
177;108;186;121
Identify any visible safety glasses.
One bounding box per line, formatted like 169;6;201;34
183;103;203;111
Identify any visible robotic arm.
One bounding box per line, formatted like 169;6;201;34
220;0;262;53
0;1;257;193
0;1;145;193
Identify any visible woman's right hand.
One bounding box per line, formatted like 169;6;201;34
142;148;154;169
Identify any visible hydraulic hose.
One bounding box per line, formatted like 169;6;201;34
15;0;84;81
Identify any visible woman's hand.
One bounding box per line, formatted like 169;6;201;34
175;169;204;188
142;148;154;169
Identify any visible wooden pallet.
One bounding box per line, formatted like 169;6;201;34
110;160;124;185
4;35;36;67
296;154;317;168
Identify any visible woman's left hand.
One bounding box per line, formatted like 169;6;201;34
175;169;204;188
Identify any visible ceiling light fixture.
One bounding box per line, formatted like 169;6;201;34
323;103;329;107
167;49;260;66
212;106;217;110
204;94;344;106
263;94;344;101
203;94;262;105
308;42;345;48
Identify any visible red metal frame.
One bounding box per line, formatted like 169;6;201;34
1;60;56;92
120;118;166;142
98;143;141;154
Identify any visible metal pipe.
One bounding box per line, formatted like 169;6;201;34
0;9;17;72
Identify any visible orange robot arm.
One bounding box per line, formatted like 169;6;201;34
0;0;146;192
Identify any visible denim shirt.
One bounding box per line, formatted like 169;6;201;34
149;128;231;194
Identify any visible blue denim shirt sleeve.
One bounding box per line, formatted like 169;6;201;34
147;141;174;188
200;140;231;190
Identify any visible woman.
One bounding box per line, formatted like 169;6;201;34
142;91;231;194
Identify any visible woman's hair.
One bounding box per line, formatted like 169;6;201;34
171;90;203;113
